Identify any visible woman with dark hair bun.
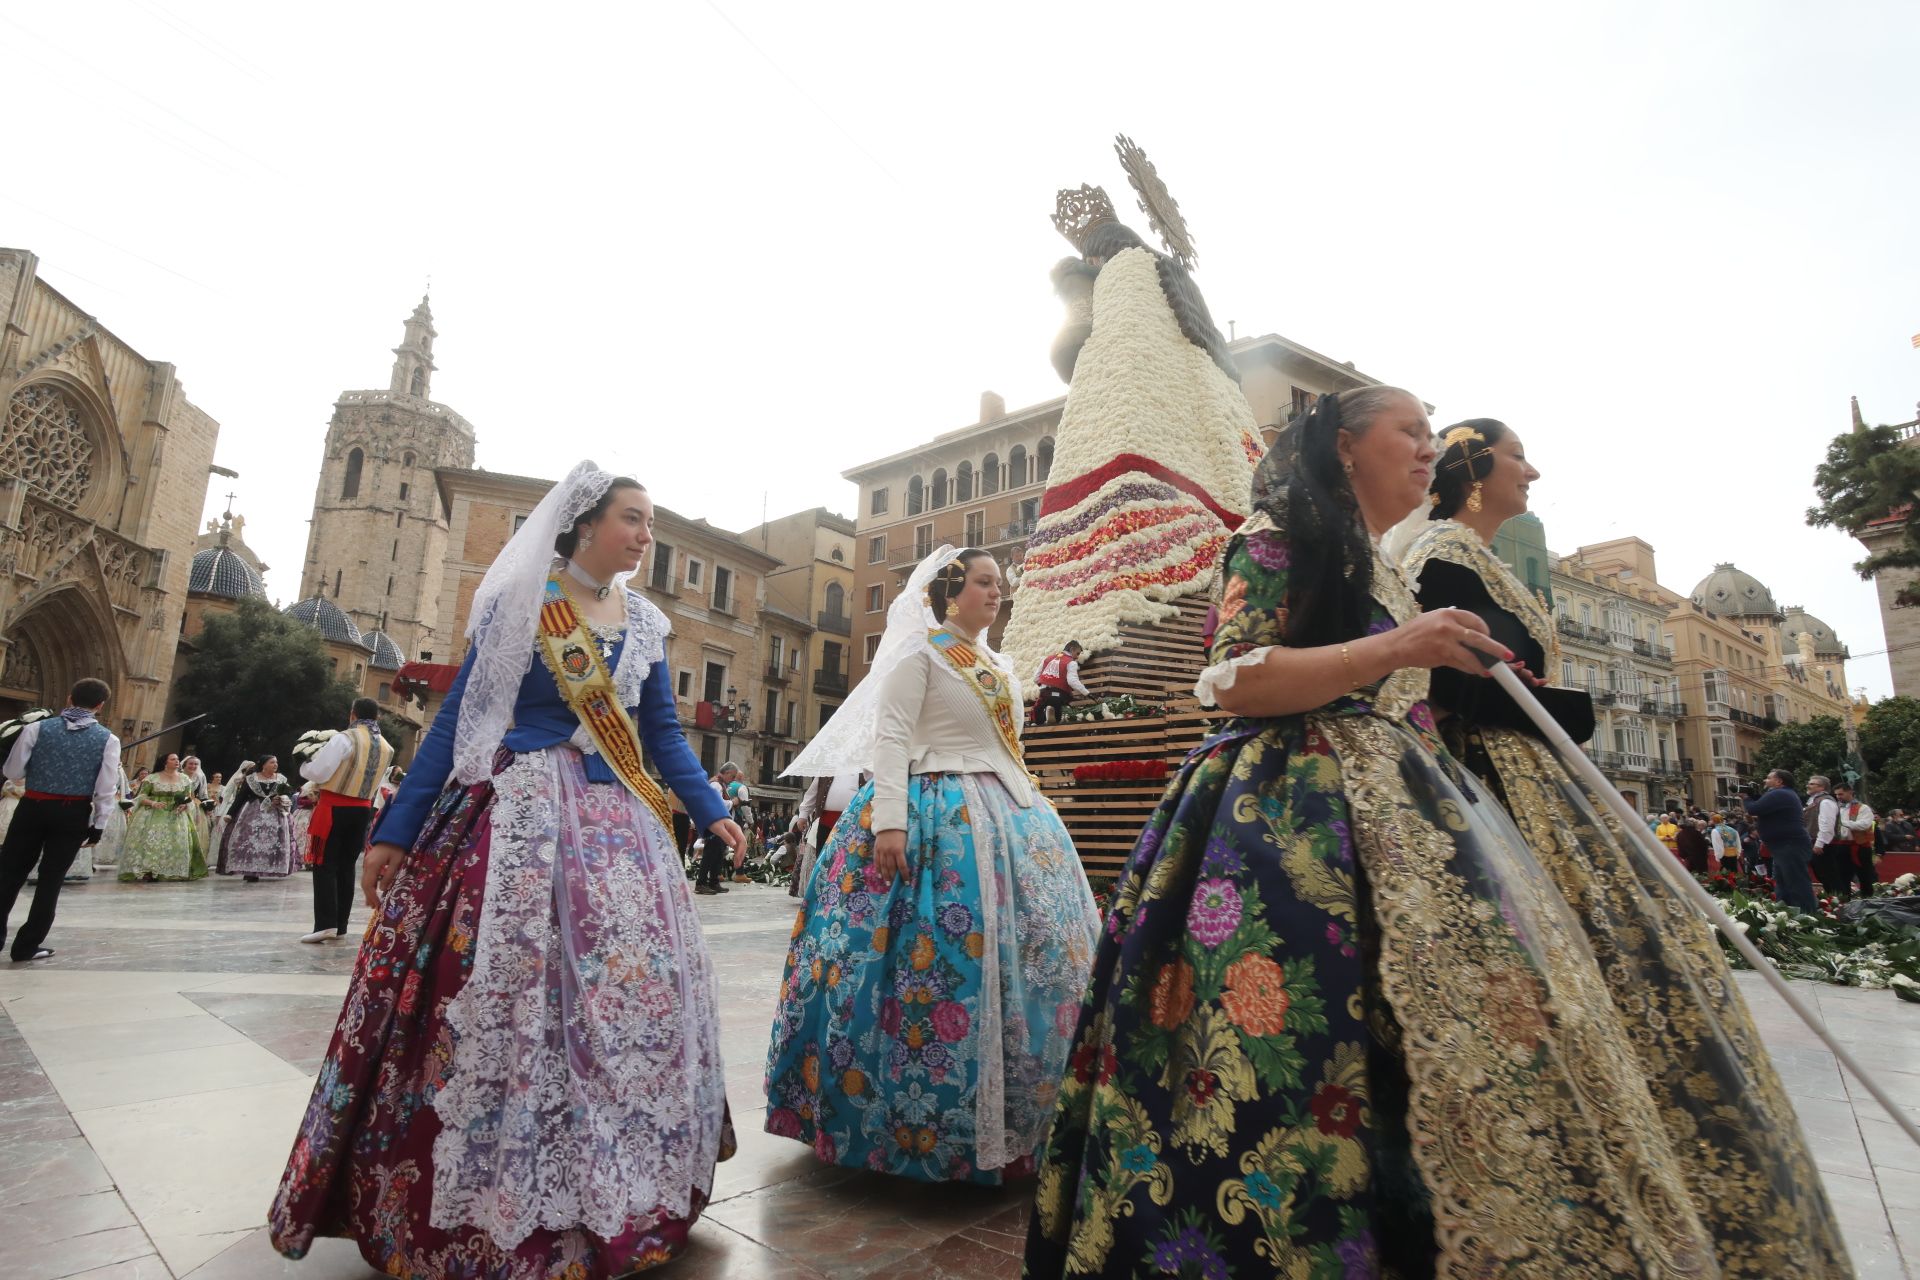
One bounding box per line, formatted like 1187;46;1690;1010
1400;422;1845;1275
1027;389;1848;1277
766;544;1100;1184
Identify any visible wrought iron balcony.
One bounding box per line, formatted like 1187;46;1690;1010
815;611;852;636
765;662;789;685
813;669;848;696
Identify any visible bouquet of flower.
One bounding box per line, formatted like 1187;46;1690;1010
1713;889;1920;995
290;728;337;766
1059;694;1166;724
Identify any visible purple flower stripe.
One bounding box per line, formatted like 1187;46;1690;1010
1026;482;1183;548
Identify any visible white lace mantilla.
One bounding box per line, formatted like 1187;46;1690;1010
430;748;725;1249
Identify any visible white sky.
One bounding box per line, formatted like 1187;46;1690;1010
5;1;1917;696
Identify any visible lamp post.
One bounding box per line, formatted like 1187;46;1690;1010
718;683;752;773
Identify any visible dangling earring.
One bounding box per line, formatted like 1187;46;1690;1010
578;530;594;550
1467;481;1484;514
1342;460;1355;479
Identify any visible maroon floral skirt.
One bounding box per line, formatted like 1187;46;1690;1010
267;760;734;1279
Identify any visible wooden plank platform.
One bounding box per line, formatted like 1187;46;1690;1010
1027;600;1219;885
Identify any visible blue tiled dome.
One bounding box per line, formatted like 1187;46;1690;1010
285;596;363;645
188;546;266;600
361;628;404;670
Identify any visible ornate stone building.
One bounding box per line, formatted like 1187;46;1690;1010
741;507;855;745
299;297;476;664
0;249;220;742
1852;396;1920;697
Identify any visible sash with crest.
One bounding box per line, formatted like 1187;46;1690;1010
926;629;1028;771
535;575;675;832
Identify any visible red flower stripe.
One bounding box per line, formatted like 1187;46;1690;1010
1022;503;1204;572
1037;453;1246;529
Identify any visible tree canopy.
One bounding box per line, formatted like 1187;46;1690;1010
1752;715;1851;791
1860;695;1920;809
171;597;362;774
1806;421;1920;604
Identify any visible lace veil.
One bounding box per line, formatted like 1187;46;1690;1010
453;460;619;786
784;543;959;779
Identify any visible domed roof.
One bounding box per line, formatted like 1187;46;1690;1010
1781;606;1848;658
284;596;363;646
1689;563;1779;618
188;545;266;600
361;628;404;671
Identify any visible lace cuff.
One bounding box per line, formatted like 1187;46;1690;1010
1194;647;1274;707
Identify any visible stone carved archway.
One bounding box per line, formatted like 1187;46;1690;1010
0;583;125;719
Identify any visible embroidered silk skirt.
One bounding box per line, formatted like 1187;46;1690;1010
765;772;1100;1183
269;746;733;1280
218;800;296;878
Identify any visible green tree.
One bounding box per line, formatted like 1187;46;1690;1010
1861;696;1920;809
172;597;361;773
1806;421;1920;604
1752;715;1849;789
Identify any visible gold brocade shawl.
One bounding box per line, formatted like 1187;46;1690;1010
535;576;675;832
1400;518;1560;671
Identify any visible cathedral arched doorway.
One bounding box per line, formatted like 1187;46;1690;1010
0;585;124;722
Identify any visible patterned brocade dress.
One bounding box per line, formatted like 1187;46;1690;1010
118;775;205;881
269;587;734;1279
1025;511;1821;1278
1402;518;1849;1277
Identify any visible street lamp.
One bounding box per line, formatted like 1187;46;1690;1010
718;683;752;771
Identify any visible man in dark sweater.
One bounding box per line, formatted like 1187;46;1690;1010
1744;768;1819;914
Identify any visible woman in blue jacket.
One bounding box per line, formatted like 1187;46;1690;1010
271;463;745;1280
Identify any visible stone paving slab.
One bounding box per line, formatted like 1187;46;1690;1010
4;875;1919;1277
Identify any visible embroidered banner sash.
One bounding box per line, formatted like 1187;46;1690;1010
927;629;1028;771
535;576;675;832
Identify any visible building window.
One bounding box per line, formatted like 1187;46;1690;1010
1036;436;1055;483
386;575;393;595
819;702;838;730
870;487;889;516
825;581;846;619
703;662;726;704
409;367;427;397
931;468;949;510
403;451;415;467
398;481;410;501
1009;445;1029;488
955;460;973;502
1561;658;1575;686
513;513;527;534
914;522;934;559
865;633;882;663
395;510;404;528
965;510;984;545
1015;498;1039;531
685;559;704;588
830;546;845;563
789;648;801;671
333;569;342;596
981;453;1000;496
769;635;784;669
649;542;674;591
866;584;884;612
1289;386;1316;420
868;535;886;564
342;447;363;499
676;669;693;699
906;475;924;515
699;734;718;775
1578;602;1592;626
713;565;733;612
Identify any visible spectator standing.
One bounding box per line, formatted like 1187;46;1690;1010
692;770;731;895
1744;769;1818;913
1709;813;1742;875
1834;782;1877;897
1805;775;1844;900
1884;808;1916;853
1674;817;1712;876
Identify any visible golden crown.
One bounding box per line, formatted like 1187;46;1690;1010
1052;184;1118;253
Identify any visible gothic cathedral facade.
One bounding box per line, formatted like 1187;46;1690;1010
299;298;476;664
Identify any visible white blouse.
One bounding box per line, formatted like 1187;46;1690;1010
870;638;1033;831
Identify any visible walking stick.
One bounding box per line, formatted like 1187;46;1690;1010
1481;655;1920;1150
123;713;209;752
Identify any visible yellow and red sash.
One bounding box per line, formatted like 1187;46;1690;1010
927;629;1027;771
536;576;675;832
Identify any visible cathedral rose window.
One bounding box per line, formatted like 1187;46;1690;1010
3;384;97;511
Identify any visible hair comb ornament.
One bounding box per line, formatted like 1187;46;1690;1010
1440;426;1486;454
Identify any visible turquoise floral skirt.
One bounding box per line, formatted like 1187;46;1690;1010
765;772;1099;1183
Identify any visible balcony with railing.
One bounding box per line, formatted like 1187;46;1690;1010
1639;698;1685;719
813;667;848;696
1556;617;1611;646
887;519;1040;572
1629;637;1675;664
815;611;851;636
1729;708;1779;732
765;662;790;685
1591;751;1653;776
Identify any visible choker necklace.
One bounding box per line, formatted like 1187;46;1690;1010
564;560;613;602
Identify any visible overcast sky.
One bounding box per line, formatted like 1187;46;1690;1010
5;1;1917;696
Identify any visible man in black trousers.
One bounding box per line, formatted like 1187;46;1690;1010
0;679;120;962
297;698;394;943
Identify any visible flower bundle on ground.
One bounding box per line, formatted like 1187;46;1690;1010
1058;694;1164;724
1702;886;1920;998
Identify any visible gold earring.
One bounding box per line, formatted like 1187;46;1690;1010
1428;492;1442;508
1342;460;1354;478
1467;481;1484;513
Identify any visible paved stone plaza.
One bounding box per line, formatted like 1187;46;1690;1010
4;875;1919;1279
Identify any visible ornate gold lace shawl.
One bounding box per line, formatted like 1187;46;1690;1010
1401;519;1560;672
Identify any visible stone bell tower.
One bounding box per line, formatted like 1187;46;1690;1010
299;296;477;663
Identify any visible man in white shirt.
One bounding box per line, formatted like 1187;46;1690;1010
1032;641;1092;726
1805;775;1844;900
298;698;395;943
0;679;121;962
1833;782;1878;897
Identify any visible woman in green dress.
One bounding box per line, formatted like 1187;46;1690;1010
1399;419;1846;1275
119;752;206;881
1024;389;1849;1278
